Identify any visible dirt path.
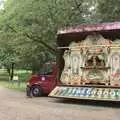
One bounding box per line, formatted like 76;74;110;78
0;86;120;120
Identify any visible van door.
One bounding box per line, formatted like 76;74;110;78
40;63;56;92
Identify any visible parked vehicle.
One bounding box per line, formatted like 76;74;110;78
26;61;56;97
49;22;120;101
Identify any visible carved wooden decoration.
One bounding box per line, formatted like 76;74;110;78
60;34;120;86
108;40;120;86
60;50;71;84
70;45;83;85
60;42;84;85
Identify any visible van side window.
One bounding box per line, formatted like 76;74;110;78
40;64;53;75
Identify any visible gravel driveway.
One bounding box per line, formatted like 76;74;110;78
0;86;120;120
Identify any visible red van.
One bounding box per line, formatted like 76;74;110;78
26;61;56;97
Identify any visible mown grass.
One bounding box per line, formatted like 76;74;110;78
0;81;26;91
0;69;31;91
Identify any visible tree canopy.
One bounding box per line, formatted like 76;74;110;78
0;0;119;73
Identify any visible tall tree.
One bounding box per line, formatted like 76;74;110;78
96;0;120;22
0;0;96;72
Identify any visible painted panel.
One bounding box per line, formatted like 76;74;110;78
49;86;120;101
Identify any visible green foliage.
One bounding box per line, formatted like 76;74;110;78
0;69;9;81
0;69;31;82
0;0;87;71
0;0;119;73
96;0;120;22
14;70;32;82
0;69;30;91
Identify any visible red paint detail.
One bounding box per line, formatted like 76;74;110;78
58;22;120;35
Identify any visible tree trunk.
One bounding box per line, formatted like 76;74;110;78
10;62;15;81
6;67;11;77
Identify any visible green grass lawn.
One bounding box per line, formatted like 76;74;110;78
0;69;31;91
0;81;26;91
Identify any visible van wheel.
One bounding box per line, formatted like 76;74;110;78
31;86;42;97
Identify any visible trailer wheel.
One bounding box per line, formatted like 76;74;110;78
31;86;42;97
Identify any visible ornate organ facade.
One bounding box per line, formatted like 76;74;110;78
60;34;120;86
